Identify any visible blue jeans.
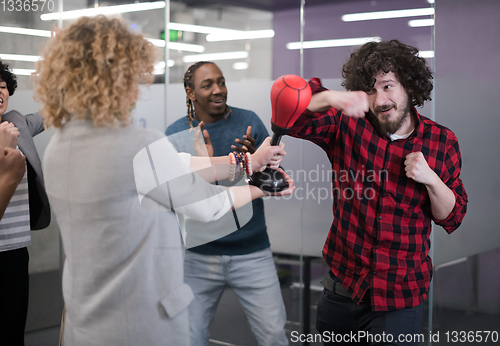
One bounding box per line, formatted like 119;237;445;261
316;284;425;346
184;248;289;346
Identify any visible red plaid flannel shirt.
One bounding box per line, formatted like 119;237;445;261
287;78;468;311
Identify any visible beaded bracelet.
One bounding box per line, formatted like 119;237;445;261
244;152;252;176
237;153;245;176
229;151;253;182
234;152;240;170
233;153;241;179
228;152;237;182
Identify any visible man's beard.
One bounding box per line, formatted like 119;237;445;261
366;99;412;137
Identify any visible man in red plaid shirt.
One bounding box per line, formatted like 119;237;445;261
287;40;467;345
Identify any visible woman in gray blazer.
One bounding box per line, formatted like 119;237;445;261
32;16;292;346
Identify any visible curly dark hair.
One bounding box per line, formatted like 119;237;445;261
341;40;432;107
0;60;18;96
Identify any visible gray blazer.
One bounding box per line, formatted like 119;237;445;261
1;110;50;230
44;119;233;345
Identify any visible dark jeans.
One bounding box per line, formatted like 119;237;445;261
0;247;29;346
316;285;424;346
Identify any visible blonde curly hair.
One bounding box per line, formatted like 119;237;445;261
33;15;156;128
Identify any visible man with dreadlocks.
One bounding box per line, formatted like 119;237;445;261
286;40;467;345
165;62;289;346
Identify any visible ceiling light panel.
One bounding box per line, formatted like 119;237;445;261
0;54;41;62
41;1;165;21
183;51;249;63
206;30;275;42
342;8;434;22
408;19;435;27
0;26;51;37
287;37;381;50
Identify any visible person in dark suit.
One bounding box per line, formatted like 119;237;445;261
0;60;51;345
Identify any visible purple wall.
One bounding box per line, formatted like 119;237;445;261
432;0;500;314
273;0;432;80
432;0;500;262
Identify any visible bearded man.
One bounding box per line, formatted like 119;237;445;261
286;40;467;346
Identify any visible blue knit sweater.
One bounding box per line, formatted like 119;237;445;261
165;106;270;255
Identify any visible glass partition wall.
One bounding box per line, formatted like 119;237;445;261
1;0;499;345
430;0;500;345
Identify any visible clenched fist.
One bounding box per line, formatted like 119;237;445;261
404;151;438;186
0;147;26;188
0;122;20;149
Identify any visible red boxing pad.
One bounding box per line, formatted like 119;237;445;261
270;74;312;131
